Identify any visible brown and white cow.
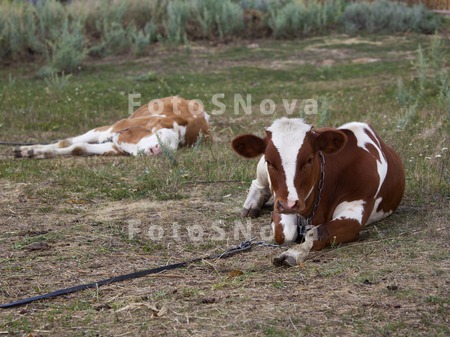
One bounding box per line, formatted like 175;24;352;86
232;118;405;266
14;96;210;159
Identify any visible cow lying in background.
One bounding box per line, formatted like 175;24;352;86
14;96;211;159
232;118;405;266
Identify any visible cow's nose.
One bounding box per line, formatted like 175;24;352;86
277;199;298;212
287;199;297;209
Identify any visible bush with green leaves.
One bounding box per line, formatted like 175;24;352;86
396;35;449;129
0;0;442;70
268;0;345;38
193;0;244;39
164;0;190;45
130;23;155;57
342;0;440;34
50;19;86;73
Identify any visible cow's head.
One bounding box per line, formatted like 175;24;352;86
232;118;347;242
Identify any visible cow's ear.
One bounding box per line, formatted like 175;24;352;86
315;130;347;154
232;134;266;158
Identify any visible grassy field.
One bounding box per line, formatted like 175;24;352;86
0;32;449;336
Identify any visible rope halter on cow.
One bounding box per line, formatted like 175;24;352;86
296;151;325;242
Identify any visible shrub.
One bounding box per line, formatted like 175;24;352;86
130;22;157;57
35;0;66;41
50;19;86;73
268;0;344;38
164;0;190;45
214;1;244;39
0;0;443;68
0;1;49;60
193;0;244;40
396;36;449;128
341;0;440;34
241;0;270;12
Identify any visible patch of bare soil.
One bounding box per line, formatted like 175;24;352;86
0;173;448;336
96;35;418;76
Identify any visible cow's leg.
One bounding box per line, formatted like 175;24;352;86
273;227;317;267
23;142;121;158
14;126;113;158
242;156;272;218
273;200;371;266
273;218;361;267
65;127;114;145
271;212;298;244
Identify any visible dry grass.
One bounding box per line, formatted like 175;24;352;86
0;33;449;336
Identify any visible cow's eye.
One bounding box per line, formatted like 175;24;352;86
307;157;313;165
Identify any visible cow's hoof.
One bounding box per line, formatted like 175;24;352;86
273;254;297;268
273;255;284;267
241;208;260;218
13;147;23;158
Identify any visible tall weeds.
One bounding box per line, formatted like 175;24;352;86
396;35;449;130
342;0;440;34
0;0;442;72
269;0;344;38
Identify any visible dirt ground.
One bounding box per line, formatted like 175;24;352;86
0;34;449;336
0;162;448;336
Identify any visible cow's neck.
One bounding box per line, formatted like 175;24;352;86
296;152;325;241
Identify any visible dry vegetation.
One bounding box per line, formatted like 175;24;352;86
0;31;449;336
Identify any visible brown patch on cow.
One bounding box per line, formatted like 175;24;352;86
110;98;210;148
59;139;71;148
103;144;123;156
117;127;152;145
111;144;122;155
72;146;86;156
184;117;211;146
95;125;112;132
365;143;381;161
272;211;285;244
364;128;382;161
374;145;405;214
129;96;204;119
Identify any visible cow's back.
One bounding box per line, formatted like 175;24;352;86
112;96;210;147
336;122;405;224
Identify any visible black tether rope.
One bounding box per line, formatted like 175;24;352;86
0;141;49;146
0;239;277;309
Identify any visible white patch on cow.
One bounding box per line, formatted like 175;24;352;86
280;214;298;242
332;200;366;224
174;122;187;145
367;197;392;224
281;227;316;264
242;156;271;214
339;122;388;197
26;142;120;158
18;127;116;157
115;139;143;156
117;128;179;156
70;127;114;145
203;112;211;123
267;118;311;202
